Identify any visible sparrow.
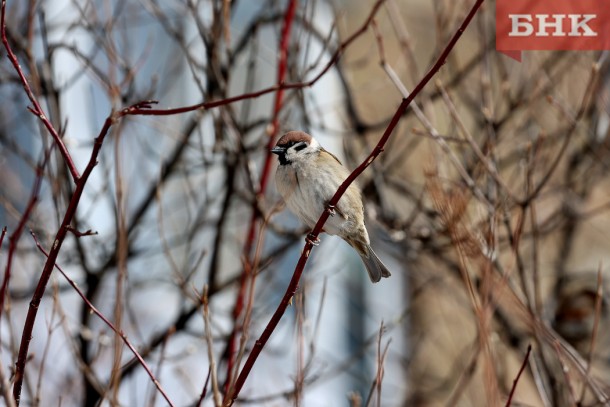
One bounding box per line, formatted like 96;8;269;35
271;131;391;283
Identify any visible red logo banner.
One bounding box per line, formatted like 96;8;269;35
496;0;610;61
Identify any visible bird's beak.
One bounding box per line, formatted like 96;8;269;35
271;146;285;155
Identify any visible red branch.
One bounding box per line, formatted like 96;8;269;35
29;231;175;407
1;0;79;182
227;0;486;403
11;101;158;405
0;227;6;251
224;0;298;392
1;0;73;326
0;150;51;321
505;345;532;406
115;0;387;117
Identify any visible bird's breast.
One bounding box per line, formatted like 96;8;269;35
275;163;355;236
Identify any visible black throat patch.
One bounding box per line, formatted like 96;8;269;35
277;152;291;166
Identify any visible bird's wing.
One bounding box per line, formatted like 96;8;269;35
320;147;342;165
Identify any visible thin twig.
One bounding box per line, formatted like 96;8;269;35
436;80;517;202
28;231;176;407
196;368;212;407
383;56;493;212
505;344;531;407
202;286;222;407
225;210;272;404
578;265;604;404
0;359;15;407
0;145;53;321
33;284;61;407
364;322;391;407
522;62;600;204
1;0;79;182
0;227;6;253
552;341;578;405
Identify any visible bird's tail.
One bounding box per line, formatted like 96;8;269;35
358;243;391;283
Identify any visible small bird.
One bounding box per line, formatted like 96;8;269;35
271;131;391;283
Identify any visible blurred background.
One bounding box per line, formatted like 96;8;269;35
0;0;609;406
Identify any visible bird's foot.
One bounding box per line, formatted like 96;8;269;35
306;233;320;246
326;203;336;217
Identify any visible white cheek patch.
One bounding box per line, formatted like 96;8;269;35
288;144;317;161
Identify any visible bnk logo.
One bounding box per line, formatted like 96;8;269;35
509;14;596;37
496;0;610;61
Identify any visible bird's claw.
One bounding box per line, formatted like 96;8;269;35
306;233;320;246
326;203;336;217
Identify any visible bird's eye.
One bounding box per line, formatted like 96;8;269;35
294;142;307;151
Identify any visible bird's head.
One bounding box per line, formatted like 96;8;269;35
271;131;320;166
